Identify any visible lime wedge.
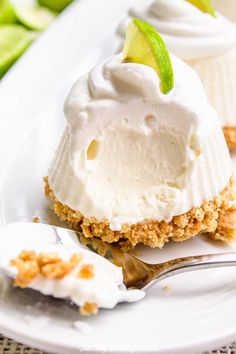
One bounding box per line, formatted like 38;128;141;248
13;5;56;31
186;0;216;17
0;0;17;23
37;0;73;12
0;25;34;78
122;18;174;94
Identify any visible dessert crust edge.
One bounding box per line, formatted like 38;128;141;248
223;126;236;149
44;177;236;249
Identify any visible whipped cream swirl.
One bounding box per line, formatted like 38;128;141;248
119;0;236;60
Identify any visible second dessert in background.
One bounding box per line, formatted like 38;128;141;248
45;19;236;250
212;0;236;23
118;0;236;148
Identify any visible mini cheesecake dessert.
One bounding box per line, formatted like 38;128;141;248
212;0;236;23
45;19;236;249
118;0;236;148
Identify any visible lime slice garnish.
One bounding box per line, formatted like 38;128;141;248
122;18;174;94
13;5;56;31
186;0;216;17
0;25;34;78
0;0;17;23
37;0;73;12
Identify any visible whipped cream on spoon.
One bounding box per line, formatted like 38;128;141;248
0;222;144;315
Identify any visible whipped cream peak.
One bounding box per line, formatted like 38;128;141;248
119;0;236;60
65;54;206;125
48;53;232;230
89;61;161;100
66;56;164;107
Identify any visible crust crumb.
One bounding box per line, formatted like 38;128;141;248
162;285;171;292
80;302;98;316
11;251;83;287
78;264;94;279
223;126;236;149
208;205;236;242
32;216;40;223
11;251;39;288
44;177;236;249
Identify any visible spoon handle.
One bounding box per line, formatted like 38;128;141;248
143;252;236;290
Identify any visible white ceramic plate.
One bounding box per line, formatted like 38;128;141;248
0;0;236;353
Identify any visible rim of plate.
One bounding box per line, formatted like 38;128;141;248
0;0;236;352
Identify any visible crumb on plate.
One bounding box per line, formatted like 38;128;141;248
32;216;40;223
162;285;171;292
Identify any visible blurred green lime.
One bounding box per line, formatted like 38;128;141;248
0;0;17;23
14;5;57;30
37;0;73;12
0;0;69;78
0;25;34;78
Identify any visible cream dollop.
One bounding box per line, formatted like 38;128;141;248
48;54;231;231
118;0;236;60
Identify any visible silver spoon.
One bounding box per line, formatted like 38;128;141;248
49;224;236;290
0;223;235;291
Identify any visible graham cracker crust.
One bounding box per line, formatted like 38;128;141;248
223;126;236;149
44;177;236;249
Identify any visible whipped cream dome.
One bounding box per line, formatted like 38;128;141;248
48;54;232;231
118;0;236;60
0;223;144;309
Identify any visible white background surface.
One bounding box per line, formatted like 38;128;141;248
0;0;236;353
